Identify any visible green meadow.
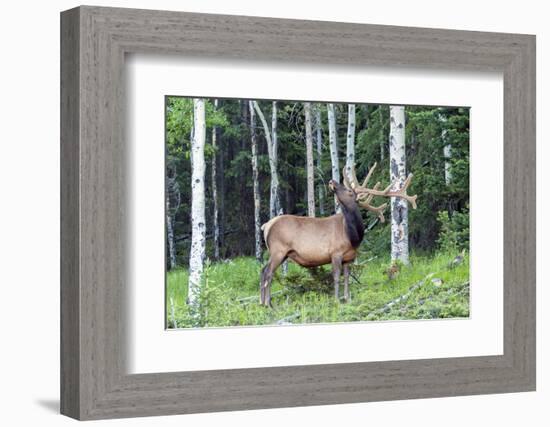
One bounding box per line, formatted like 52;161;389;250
166;251;469;329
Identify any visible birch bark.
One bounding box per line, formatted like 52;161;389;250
389;105;409;265
444;143;452;185
166;192;176;269
439;111;452;185
219;113;225;257
188;98;207;315
344;104;356;181
304;102;315;217
271;101;280;216
249;101;262;262
315;105;325;216
211;99;220;259
327;103;340;213
252;100;280;219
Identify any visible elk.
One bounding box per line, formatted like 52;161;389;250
259;163;417;306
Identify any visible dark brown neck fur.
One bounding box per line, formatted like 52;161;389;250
341;203;364;248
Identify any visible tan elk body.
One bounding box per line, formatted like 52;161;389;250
259;163;417;306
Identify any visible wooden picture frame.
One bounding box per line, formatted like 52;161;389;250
60;5;536;420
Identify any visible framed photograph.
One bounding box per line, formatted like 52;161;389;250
61;5;536;420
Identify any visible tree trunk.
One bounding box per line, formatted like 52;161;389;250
315;105;325;216
379;106;385;162
165;167;180;270
327;103;340;213
272;101;280;216
444;143;452;185
304;102;315;217
240;101;249;239
166;191;176;269
188;99;207;317
252;100;280;219
219;115;225;257
439;110;452;185
211;99;220;259
389;105;409;265
249;101;262;262
344;104;356;180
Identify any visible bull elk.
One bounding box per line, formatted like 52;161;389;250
259;163;417;306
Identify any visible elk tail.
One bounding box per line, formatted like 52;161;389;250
260;216;283;251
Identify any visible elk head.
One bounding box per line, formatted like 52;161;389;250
332;162;418;222
328;179;357;212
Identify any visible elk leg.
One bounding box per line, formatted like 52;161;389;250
343;263;350;303
261;253;286;308
265;281;272;308
331;255;343;300
259;265;268;305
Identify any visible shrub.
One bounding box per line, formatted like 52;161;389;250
436;206;469;252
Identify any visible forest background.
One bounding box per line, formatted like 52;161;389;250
165;98;470;328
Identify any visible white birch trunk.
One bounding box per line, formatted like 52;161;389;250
188;99;207;316
211;99;220;259
444;142;452;185
249;101;262;262
166;191;176;269
327;103;340;213
252;101;280;219
315;105;325;216
271;101;280;217
389;105;409;265
219;125;225;256
345;104;356;180
304;102;315;217
440;112;452;185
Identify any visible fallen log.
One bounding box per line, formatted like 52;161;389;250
368;273;435;317
274;311;301;325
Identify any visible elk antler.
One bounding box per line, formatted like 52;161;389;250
342;162;370;191
344;162;418;222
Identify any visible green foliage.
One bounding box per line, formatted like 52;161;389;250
166;97;192;156
404;107;470;250
166;97;229;158
166;252;469;328
436;207;470;252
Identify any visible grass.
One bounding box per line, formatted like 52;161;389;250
166;251;469;329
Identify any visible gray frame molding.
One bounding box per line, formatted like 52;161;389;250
61;5;536;420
